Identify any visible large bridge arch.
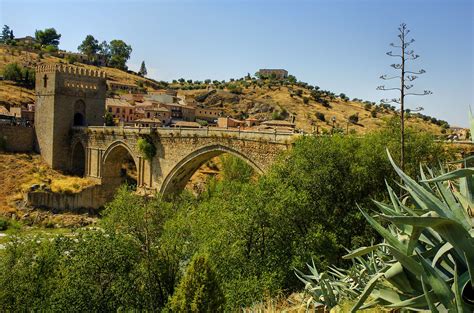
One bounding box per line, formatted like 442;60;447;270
102;140;139;191
160;144;263;195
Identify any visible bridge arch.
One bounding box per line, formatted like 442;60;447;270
102;141;139;190
71;140;86;176
160;144;263;195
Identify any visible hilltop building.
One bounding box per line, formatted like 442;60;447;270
258;69;288;79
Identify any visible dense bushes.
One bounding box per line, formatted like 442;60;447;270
0;123;450;310
2;62;35;87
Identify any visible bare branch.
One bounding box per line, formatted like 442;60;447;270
390;63;402;69
406;90;433;96
404;84;414;90
406;75;418;81
405;69;426;75
381;98;401;104
377;85;401;91
386;51;402;57
390;43;402;48
380;74;400;80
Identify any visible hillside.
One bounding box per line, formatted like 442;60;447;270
0;44;446;135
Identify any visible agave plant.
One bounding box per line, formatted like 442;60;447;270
298;148;474;312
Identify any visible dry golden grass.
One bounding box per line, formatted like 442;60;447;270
180;86;444;135
0;153;96;216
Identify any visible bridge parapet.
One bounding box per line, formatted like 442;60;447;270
73;126;299;143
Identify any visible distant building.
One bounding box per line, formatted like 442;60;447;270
195;107;222;122
217;117;246;128
10;106;35;124
134;118;163;128
258;120;296;132
15;36;37;45
258;69;288;79
107;81;140;94
135;101;172;125
173;121;202;128
106;98;135;123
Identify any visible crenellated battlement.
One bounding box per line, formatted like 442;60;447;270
36;63;106;79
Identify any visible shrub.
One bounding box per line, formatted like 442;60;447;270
43;45;58;53
0;217;8;230
303;96;309;104
370;109;377;118
315;112;325;121
348;113;359;124
3;62;22;82
169;254;225;312
227;83;242;94
137;136;156;161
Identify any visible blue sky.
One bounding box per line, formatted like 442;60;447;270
1;0;473;126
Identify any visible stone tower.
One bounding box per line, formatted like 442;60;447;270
35;64;106;171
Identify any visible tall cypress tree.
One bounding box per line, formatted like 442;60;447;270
139;61;147;77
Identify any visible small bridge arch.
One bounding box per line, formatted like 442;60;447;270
160;144;263;194
102;140;140;190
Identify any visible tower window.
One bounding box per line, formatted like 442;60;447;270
43;74;48;88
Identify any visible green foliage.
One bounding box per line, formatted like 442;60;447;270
77;34;100;59
108;39;132;70
2;62;22;81
0;25;14;43
139;60;147;76
3;63;35;87
348;113;359;124
65;54;77;64
169;254;225;312
298;151;474;311
220;154;254;183
316;112;325;121
35;28;61;47
104;112;115;126
43;44;58;53
227;83;243;94
137;136;156;161
0;217;8;230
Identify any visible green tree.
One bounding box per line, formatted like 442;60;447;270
0;25;13;43
3;63;22;82
99;40;111;65
35;28;61;47
169;254;225;312
104;112;115;126
139;61;147;76
108;39;132;70
77;35;100;61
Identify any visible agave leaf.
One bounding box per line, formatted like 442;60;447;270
448;155;474;165
465;252;474;288
342;244;383;259
407;226;422;255
422;169;474;183
387;245;423;276
387;150;456;219
385;179;401;213
432;242;453;267
421;275;440;313
358;206;407;253
380;213;474;263
384;292;435;309
453;264;466;313
417;251;454;309
384;262;416;293
350;273;384;312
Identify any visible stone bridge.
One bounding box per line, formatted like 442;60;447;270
70;126;294;196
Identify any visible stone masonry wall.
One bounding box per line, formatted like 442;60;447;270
0;125;36;152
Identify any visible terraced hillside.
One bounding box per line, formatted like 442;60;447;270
0;44;446;135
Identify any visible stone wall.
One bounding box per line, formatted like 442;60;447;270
26;185;108;212
0;125;36;152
